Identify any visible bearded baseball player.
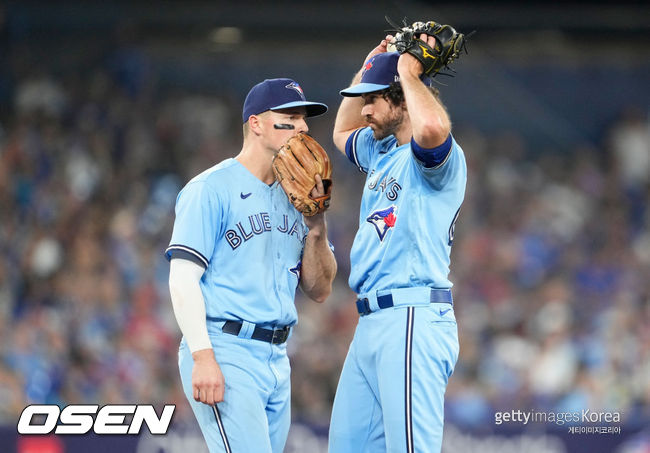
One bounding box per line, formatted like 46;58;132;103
328;24;468;453
166;78;336;453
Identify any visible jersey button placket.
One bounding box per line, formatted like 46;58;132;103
270;188;283;298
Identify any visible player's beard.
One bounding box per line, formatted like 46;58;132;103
368;107;404;141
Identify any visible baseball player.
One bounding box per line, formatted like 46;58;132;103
166;78;337;453
328;34;466;453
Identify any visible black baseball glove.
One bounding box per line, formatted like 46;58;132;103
388;19;468;77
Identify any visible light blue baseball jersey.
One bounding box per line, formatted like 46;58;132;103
345;127;466;295
329;127;465;453
165;158;307;327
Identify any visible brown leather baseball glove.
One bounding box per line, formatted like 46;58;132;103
272;133;332;216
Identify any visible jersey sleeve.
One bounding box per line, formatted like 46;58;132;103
344;127;377;174
412;134;465;188
411;134;452;168
165;180;224;268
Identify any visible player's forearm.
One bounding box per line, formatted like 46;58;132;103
169;258;213;353
299;219;337;303
400;72;451;147
333;72;365;152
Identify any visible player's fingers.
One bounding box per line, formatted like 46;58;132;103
313;174;324;197
193;386;200;402
418;33;433;47
198;386;206;404
205;386;216;406
214;373;225;403
215;384;225;403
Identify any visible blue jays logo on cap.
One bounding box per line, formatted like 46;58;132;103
361;60;373;76
341;53;400;97
367;206;397;241
242;78;327;123
285;81;305;98
340;52;428;97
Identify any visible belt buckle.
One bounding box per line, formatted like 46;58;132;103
356;298;371;316
271;326;289;344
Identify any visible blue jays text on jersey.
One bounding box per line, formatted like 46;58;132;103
366;169;403;201
224;212;306;250
165;158;307;327
344;127;467;295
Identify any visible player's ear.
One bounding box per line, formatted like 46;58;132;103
248;114;264;136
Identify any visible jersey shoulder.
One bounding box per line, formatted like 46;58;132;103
186;158;239;191
360;127;397;154
346;127;400;173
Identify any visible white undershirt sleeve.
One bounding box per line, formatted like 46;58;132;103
168;258;213;353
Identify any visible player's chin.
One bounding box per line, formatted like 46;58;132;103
371;127;388;141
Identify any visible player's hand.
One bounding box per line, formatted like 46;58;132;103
309;174;327;200
364;34;394;65
398;33;437;78
304;175;328;232
191;349;225;405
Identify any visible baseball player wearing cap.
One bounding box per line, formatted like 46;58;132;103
166;78;337;453
328;36;466;453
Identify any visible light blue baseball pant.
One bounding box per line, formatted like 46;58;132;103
329;303;459;453
178;322;291;453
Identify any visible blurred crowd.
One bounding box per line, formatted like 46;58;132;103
0;46;649;434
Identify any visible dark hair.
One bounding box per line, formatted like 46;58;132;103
381;82;441;107
381;82;404;106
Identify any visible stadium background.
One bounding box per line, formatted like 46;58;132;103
0;1;649;452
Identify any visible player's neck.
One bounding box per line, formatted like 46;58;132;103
393;109;413;146
394;120;412;147
236;144;275;185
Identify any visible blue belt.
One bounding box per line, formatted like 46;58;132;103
222;321;290;344
207;317;291;344
356;288;452;316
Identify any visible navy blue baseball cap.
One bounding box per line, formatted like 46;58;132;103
340;52;427;97
242;78;328;123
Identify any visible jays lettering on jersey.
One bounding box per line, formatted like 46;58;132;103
345;127;467;295
166;159;307;327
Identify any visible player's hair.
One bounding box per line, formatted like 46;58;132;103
243;122;249;138
382;82;441;107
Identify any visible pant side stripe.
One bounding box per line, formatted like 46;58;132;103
405;307;415;453
212;404;232;453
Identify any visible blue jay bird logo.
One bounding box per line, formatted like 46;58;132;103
362;59;373;76
289;261;302;280
366;206;397;242
285;82;305;99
